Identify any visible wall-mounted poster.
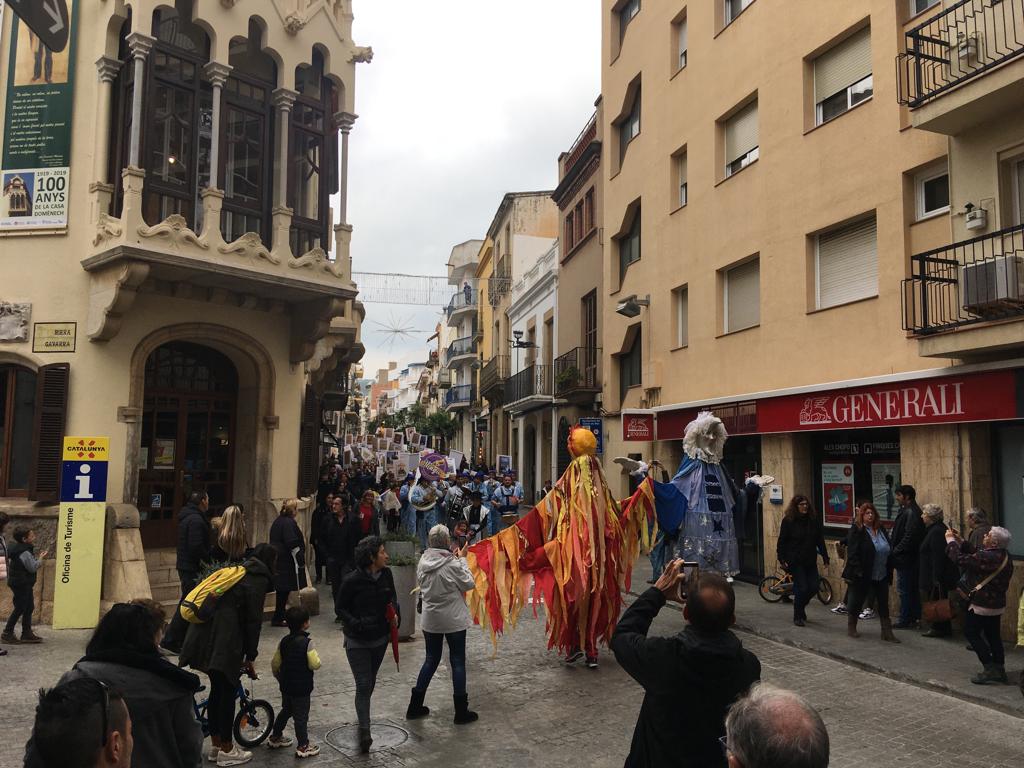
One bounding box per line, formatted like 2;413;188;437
821;462;855;528
871;462;901;523
153;438;176;469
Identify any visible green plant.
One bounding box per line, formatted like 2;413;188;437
556;366;580;389
383;530;419;545
388;554;419;567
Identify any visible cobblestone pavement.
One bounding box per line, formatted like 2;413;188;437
1;583;1021;767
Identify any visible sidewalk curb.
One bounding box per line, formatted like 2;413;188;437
625;589;1024;721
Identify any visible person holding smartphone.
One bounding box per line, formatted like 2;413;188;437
611;559;761;768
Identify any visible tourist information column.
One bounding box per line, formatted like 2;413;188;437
52;437;108;629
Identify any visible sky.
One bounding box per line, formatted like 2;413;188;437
346;0;600;377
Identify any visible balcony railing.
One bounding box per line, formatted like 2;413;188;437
445;336;476;366
505;364;553;404
445;384;475;408
902;223;1024;334
554;346;601;396
446;289;477;320
488;268;512;307
897;0;1024;108
480;355;509;401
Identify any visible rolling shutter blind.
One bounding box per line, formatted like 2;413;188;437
677;153;687;186
817;217;878;309
815;28;872;103
28;363;69;502
725;101;758;164
297;385;320;497
726;259;760;332
677;287;689;346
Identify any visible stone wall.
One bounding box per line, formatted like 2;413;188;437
0;501;59;625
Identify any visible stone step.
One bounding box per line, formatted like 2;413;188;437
151;582;182;603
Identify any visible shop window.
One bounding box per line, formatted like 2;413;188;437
994;422;1024;556
812;429;901;531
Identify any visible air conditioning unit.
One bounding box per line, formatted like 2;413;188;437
956;32;977;62
960;256;1024;315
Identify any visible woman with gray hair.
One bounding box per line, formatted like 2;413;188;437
946;524;1013;684
965;507;991;551
405;524;479;725
918;504;959;638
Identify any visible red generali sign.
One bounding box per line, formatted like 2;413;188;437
622;412;655;441
757;369;1021;433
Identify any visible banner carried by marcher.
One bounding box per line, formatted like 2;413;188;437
1;0;78;232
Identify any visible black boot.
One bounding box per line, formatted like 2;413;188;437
453;693;478;724
406;688;430;719
358;727;372;753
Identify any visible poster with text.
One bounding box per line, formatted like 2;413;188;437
870;462;901;524
2;1;78;231
821;462;855;528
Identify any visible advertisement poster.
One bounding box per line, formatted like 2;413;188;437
497;454;513;475
153;438;176;468
821;462;855;528
871;462;901;523
1;0;78;231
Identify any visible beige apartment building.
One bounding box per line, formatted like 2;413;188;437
553;105;605;476
600;0;1024;626
443;239;484;454
0;0;366;620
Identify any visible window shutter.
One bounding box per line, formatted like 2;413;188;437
726;259;760;332
297;385;320;497
817;217;878;309
677;153;687;187
814;28;871;103
28;363;70;502
678;18;688;59
677;287;689;346
725;101;758;165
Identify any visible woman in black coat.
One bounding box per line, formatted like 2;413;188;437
775;496;830;627
310;494;333;584
337;536;399;754
180;544;277;765
269;498;307;626
326;496;360;617
842;502;899;643
918;503;958;638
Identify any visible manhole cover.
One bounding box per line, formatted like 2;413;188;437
325;723;409;755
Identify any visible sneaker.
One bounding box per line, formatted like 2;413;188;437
266;735;293;749
0;632;20;645
207;747;220;763
20;632;43;644
858;608;876;620
585;657;599;670
793;618;806;627
216;747;252;766
830;603;847;615
565;650;584;665
295;744;321;759
726;576;735;584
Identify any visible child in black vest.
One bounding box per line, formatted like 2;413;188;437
2;527;47;645
268;606;322;757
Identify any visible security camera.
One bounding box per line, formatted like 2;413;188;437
615;294;650;318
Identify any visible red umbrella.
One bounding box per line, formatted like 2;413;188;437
385;603;400;670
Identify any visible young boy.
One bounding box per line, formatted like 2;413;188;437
2;526;47;645
268;606;322;757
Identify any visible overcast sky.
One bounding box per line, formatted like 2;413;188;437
346;0;600;377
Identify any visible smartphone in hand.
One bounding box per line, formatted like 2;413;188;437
676;561;700;602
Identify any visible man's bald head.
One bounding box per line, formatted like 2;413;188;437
725;684;829;768
685;572;735;633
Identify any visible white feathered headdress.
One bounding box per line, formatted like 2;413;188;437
682;411;728;464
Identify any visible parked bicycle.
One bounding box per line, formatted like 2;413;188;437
193;670;274;748
758;566;834;605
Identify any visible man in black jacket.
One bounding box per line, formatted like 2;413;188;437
161;490;211;652
889;484;924;629
612;562;761;768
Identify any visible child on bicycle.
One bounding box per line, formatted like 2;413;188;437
268;606;321;758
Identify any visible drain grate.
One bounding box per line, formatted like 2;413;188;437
325;722;410;756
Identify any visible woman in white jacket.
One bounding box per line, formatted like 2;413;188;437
405;524;479;726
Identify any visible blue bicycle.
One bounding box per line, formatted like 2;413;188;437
193;673;275;748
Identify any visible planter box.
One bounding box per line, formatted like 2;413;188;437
390;564;417;640
385;540;415;560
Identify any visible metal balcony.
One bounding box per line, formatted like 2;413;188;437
445;336;477;367
446;289;477;326
444;384;475;410
897;0;1024;108
488;267;512;307
902;223;1024;335
504;364;553;405
553;346;601;398
480;355;510;404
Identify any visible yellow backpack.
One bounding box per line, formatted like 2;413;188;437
180;566;246;624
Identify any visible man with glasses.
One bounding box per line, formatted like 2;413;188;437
721;684;829;768
24;677;133;768
611;562;760;767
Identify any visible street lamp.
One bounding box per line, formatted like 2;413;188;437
509;330;536;375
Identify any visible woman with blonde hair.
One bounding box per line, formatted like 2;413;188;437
211;504;249;563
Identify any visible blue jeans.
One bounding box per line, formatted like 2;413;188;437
790;563;818;621
346;643;388;730
896;567;920;624
415;630;467;695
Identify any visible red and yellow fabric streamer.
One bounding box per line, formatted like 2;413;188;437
465;427;656;655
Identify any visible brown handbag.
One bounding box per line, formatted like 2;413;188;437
922;597;956;624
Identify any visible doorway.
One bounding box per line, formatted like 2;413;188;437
721;435;764;583
137;342;238;548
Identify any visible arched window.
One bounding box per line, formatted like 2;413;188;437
289;50;338;256
0;365;37;496
141;1;212;228
222;21;277;244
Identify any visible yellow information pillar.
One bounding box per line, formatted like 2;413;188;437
52;437;109;629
